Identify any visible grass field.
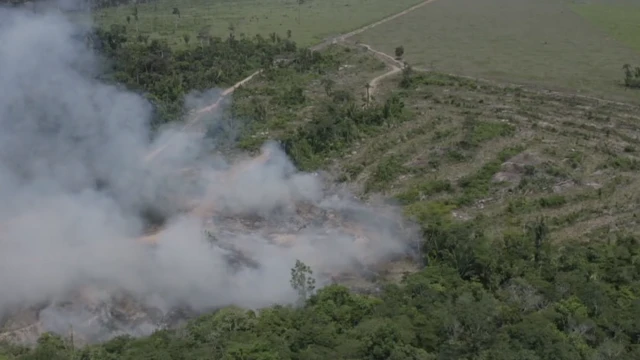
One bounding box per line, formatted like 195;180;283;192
352;0;640;103
94;0;425;48
237;43;640;246
571;2;640;52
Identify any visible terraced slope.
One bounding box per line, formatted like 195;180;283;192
235;43;640;243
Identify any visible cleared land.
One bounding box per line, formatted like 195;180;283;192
352;0;640;103
236;43;640;245
95;0;425;48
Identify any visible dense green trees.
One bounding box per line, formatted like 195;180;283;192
88;25;299;126
2;224;639;359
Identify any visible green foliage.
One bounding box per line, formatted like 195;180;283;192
460;117;515;148
89;25;299;127
283;94;406;171
290;260;316;304
4;18;640;360
456;146;524;205
538;195;566;208
396;179;453;205
5;227;640;360
365;155;408;193
394;45;405;59
603;155;640;171
622;64;640;89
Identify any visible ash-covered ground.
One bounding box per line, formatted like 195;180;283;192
0;4;419;346
0;172;419;345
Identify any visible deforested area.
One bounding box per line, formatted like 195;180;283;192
1;0;640;359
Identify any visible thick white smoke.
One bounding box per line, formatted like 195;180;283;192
0;5;417;344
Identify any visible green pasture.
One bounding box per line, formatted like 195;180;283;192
353;0;640;103
571;2;640;52
94;0;425;48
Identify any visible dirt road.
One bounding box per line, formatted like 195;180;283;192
311;0;439;51
145;0;439;161
355;40;639;108
358;44;405;97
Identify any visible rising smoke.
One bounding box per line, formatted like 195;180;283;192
0;4;417;344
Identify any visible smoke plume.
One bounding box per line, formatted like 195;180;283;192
0;5;417;344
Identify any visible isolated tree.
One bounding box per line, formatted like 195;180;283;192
197;26;211;47
395;45;404;59
525;216;548;264
623;63;632;79
172;7;180;31
365;82;371;104
126;15;130;24
183;33;190;45
622;63;640;88
399;63;413;88
297;0;304;24
287;29;292;39
290;259;316;304
132;5;139;33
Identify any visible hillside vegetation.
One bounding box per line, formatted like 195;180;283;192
2;0;640;358
3;34;640;358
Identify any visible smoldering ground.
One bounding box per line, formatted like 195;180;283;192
0;5;418;344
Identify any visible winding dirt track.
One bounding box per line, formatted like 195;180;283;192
132;0;640;164
136;1;445;244
0;1;439;245
310;0;439;51
359;44;405;97
6;0;638;244
143;69;263;163
357;41;640;108
165;0;438;144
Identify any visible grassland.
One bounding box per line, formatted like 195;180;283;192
352;0;640;103
571;2;640;52
235;42;640;246
94;0;425;48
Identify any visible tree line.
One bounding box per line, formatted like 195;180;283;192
88;25;301;126
2;215;639;359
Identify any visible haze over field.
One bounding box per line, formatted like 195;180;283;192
0;5;415;342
